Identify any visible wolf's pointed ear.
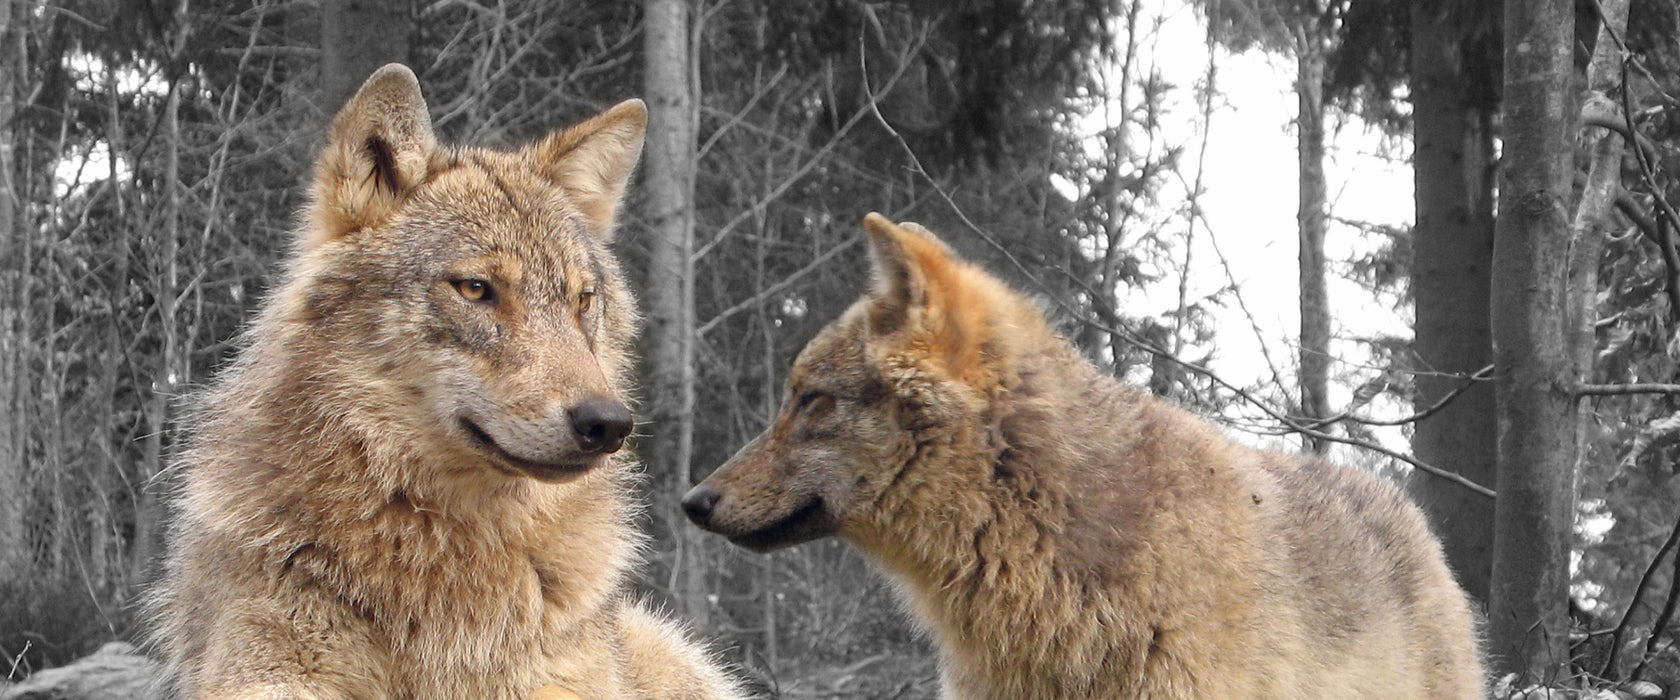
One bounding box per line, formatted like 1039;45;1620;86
533;99;647;240
861;213;989;383
309;64;439;248
865;212;937;314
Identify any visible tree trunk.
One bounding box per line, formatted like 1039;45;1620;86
1572;0;1627;393
1408;0;1498;607
133;0;194;583
1295;28;1330;454
1568;0;1629;678
642;0;707;625
1104;0;1144;375
320;0;412;116
0;0;22;578
95;50;131;598
1489;0;1578;679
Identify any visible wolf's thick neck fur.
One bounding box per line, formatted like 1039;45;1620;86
852;318;1277;696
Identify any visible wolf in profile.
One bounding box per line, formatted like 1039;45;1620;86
683;213;1484;699
148;64;743;700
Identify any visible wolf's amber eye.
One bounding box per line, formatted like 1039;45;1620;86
454;279;494;302
794;390;833;416
579;287;597;313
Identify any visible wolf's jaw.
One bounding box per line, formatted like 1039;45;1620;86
458;416;594;482
725;496;835;552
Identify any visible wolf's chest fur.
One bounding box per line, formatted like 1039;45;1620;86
187;428;628;684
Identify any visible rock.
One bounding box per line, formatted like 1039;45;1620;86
0;642;159;700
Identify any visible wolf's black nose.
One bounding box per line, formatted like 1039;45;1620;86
568;397;633;454
682;485;720;525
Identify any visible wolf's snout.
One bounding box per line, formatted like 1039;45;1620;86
682;484;721;526
568;397;633;454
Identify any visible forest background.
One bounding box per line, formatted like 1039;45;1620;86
3;0;1680;695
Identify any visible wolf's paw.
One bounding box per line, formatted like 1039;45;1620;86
529;685;584;700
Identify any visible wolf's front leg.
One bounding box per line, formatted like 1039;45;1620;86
174;604;390;700
529;686;584;700
616;604;748;700
209;684;339;700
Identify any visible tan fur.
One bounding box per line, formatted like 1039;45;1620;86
532;686;585;700
684;213;1484;699
148;64;743;700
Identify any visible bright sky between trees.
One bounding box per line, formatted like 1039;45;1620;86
1088;0;1415;457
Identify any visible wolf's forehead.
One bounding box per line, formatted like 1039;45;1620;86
414;155;601;270
430;152;578;221
792;315;871;382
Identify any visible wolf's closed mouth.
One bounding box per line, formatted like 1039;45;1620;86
731;496;830;552
460;416;590;476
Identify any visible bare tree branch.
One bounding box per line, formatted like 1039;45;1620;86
694;21;929;262
1603;508;1680;679
1576;383;1680;396
1303;364;1494;430
1633;522;1680;681
695;235;860;337
1614;54;1680;322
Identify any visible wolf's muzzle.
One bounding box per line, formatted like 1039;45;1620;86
569;396;633;454
681;484;722;525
